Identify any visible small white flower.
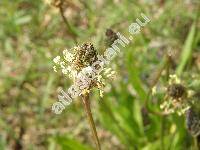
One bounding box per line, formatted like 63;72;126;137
53;66;57;72
62;68;68;74
81;66;95;78
169;74;181;84
152;86;157;95
60;61;66;69
100;90;104;97
52;42;112;97
104;68;112;74
63;49;74;62
53;56;61;64
104;68;116;78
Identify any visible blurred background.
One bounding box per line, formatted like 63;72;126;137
0;0;199;149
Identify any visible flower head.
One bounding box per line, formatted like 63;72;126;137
53;43;97;78
105;29;118;47
186;108;200;137
53;42;114;97
160;74;190;115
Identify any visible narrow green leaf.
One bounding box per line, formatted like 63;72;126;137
176;23;196;75
54;136;92;150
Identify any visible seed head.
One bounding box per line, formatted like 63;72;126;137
186;108;200;137
53;42;115;97
167;83;186;99
160;74;190;115
105;29;118;47
53;42;98;79
72;43;98;72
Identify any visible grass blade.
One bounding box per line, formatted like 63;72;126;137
176;23;196;75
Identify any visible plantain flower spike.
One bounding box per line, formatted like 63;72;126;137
53;42;115;97
160;74;190;115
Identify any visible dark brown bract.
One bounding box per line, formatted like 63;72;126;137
186;108;200;137
73;43;98;72
105;29;118;47
167;83;186;99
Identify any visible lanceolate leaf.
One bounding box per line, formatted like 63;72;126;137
176;23;196;75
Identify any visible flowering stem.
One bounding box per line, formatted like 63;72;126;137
145;55;171;116
58;0;78;44
194;136;200;150
82;93;101;150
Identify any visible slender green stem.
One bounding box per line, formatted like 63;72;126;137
145;55;170;116
82;93;101;150
161;116;165;149
58;0;78;44
194;136;200;150
160;55;171;149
